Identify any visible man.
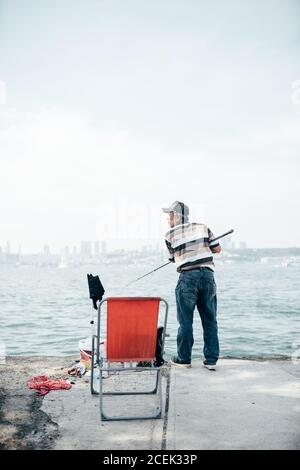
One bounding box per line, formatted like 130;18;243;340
162;201;221;370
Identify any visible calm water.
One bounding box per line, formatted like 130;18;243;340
0;260;299;358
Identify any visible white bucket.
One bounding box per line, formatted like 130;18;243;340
78;337;93;353
78;337;93;370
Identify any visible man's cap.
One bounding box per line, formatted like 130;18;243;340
162;201;189;218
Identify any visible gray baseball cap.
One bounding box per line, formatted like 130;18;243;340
162;201;189;218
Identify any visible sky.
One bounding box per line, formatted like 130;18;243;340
0;0;299;253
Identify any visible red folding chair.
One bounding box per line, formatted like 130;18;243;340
90;297;168;421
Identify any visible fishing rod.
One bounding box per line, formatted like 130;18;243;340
125;228;234;287
125;261;172;287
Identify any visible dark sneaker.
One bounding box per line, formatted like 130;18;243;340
203;360;217;371
170;356;191;368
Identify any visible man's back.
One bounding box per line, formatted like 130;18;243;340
165;222;220;272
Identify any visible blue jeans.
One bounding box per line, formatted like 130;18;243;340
175;268;219;364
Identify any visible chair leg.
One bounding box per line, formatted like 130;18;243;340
153;369;160;394
91;335;99;395
145;368;160;394
157;369;163;418
99;367;163;421
99;365;105;419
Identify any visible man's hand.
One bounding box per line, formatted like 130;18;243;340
210;244;221;254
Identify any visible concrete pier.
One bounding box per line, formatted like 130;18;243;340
167;359;300;450
0;357;299;450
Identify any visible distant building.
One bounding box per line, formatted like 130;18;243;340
101;240;107;255
64;246;70;258
6;241;10;254
240;241;247;249
43;245;51;256
5;253;19;264
222;237;231;249
80;241;92;257
222;236;237;250
94;241;100;257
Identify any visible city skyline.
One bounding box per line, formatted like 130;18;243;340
6;235;300;257
2;236;300;269
0;235;246;254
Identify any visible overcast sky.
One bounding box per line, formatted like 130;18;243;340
0;0;299;252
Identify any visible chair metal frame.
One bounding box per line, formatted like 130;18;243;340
90;296;168;421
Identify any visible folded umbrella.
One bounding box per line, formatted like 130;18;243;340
87;274;105;310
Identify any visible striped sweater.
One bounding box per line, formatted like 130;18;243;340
165;223;220;272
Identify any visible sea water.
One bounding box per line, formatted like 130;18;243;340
0;258;299;359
